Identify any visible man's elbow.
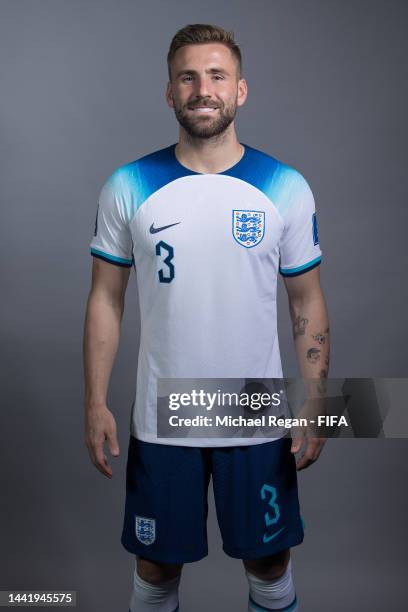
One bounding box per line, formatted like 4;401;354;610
87;288;125;321
288;286;325;317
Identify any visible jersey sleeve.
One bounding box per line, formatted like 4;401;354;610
89;171;134;268
278;171;322;277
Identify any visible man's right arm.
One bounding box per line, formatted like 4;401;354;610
83;257;131;478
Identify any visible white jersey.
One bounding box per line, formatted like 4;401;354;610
90;143;322;446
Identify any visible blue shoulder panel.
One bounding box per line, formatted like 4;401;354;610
224;145;305;218
109;145;195;219
108;143;304;221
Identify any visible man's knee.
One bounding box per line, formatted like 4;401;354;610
136;555;183;584
242;548;290;581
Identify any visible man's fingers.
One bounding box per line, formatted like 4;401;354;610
295;438;326;471
296;444;317;470
86;436;113;478
291;437;303;454
296;455;313;470
106;430;120;457
94;448;113;478
291;426;306;453
85;407;120;478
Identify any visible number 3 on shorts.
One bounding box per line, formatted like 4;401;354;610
261;483;280;526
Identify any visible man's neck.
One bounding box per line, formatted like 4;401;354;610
175;129;244;174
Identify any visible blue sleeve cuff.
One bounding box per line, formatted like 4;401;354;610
279;256;321;277
90;247;133;268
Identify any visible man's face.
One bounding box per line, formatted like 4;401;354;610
166;43;247;139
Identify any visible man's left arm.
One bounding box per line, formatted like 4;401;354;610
283;266;330;470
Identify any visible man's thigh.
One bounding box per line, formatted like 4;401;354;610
121;436;212;564
211;438;304;560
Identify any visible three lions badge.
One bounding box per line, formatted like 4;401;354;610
135;516;156;545
232;209;265;248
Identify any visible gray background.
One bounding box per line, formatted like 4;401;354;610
1;0;407;610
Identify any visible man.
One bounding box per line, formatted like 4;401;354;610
83;23;329;612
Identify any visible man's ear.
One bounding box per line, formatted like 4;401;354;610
237;77;248;107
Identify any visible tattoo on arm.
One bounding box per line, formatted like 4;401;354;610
306;348;321;363
293;316;308;339
312;332;325;344
312;327;330;345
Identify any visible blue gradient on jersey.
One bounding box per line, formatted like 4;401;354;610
107;144;307;222
106;146;197;221
223;144;306;218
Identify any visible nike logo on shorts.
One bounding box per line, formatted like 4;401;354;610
263;526;285;543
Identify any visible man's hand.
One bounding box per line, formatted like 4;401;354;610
85;405;120;478
290;397;327;470
291;434;326;471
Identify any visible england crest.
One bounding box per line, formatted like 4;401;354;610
135;516;156;545
232;209;265;248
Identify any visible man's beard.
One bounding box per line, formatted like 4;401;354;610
173;97;237;139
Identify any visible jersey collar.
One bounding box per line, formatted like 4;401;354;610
170;142;248;177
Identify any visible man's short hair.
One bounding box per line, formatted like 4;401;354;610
167;23;242;80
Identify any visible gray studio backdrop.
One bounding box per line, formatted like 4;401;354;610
1;1;407;610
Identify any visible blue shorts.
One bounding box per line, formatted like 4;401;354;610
121;435;304;564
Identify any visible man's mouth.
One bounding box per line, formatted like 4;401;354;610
188;106;218;114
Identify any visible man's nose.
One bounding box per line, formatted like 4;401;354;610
193;76;212;98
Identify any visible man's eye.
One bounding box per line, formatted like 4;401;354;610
182;76;193;82
213;75;224;80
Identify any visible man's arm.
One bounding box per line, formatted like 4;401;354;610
83;257;131;478
283;266;330;469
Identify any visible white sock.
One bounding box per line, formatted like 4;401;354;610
129;569;180;612
246;559;297;611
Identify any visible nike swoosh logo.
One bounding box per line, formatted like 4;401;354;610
262;526;286;543
150;221;181;234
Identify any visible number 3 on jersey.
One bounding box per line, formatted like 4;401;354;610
155;240;175;283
